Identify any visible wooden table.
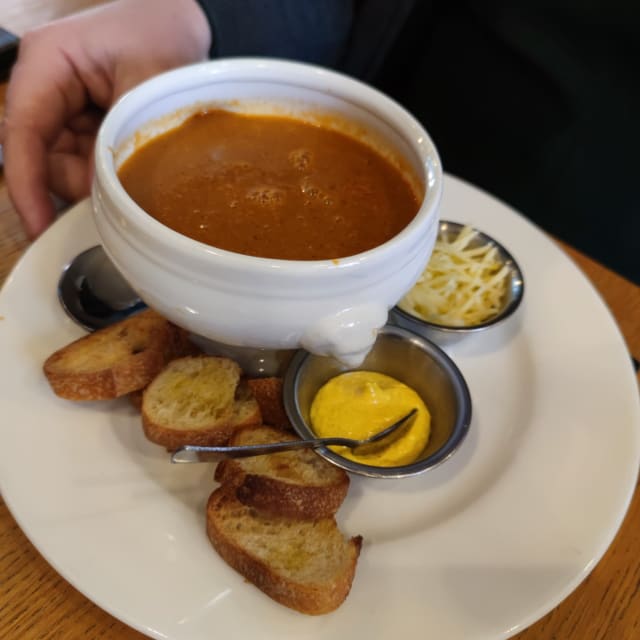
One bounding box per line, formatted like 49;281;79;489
1;2;639;638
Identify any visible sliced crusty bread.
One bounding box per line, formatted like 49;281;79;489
128;338;202;411
206;487;362;615
215;425;349;519
230;381;262;430
141;356;260;450
128;388;144;411
246;377;291;430
43;309;190;401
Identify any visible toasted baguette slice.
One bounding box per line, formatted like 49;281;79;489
43;309;190;401
230;381;262;429
128;338;202;411
128;389;144;411
215;425;349;519
141;356;260;450
246;377;291;430
206;487;362;614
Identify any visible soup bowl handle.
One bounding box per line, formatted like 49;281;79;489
300;303;389;367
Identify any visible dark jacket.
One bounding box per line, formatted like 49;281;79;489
196;0;640;282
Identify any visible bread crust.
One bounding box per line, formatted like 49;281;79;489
214;425;349;519
246;377;291;430
142;418;240;451
43;309;191;401
45;350;163;400
236;474;349;520
206;487;362;615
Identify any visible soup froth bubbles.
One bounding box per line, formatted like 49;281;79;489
118;109;421;261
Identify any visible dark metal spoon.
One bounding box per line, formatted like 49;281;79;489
58;245;146;331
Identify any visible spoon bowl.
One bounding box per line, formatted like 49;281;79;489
58;245;145;331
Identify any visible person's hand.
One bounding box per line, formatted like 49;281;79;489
2;0;211;239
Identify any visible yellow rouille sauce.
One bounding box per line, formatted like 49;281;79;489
309;371;431;467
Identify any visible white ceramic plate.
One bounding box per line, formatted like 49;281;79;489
1;175;638;640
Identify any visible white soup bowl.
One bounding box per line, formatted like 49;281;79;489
92;58;442;365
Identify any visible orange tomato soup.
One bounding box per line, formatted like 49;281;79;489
118;109;421;260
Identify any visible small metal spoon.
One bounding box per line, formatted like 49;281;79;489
58;245;146;331
171;408;418;464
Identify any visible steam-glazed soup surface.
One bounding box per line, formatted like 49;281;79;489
118;109;421;260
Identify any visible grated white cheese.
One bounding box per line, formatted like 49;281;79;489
399;225;510;327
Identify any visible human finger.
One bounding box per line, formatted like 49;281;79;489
3;30;88;237
67;109;103;135
47;152;92;204
51;123;99;159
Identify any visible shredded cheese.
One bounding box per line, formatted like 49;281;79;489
399;225;510;327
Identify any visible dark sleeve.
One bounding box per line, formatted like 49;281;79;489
194;0;354;69
373;0;640;281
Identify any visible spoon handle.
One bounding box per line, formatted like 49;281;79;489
171;409;418;463
171;437;359;463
